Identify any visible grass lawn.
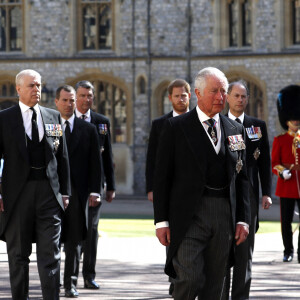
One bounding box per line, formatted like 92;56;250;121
98;218;156;238
98;219;299;238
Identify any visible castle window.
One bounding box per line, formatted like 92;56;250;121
0;81;17;110
293;0;300;44
228;0;252;47
79;0;113;51
0;0;22;52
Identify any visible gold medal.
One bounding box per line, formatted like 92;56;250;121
236;158;243;173
253;147;260;160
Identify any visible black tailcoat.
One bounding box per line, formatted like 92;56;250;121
0;104;71;240
153;108;250;278
146;111;173;193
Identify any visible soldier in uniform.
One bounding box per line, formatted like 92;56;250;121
272;84;300;263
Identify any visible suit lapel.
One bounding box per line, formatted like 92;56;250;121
39;106;55;165
68;118;81;156
220;114;239;179
180;109;209;180
10;105;29;164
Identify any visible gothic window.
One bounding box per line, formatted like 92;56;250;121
78;0;113;51
0;0;22;52
228;0;252;47
0;81;17;110
91;80;126;143
293;0;300;44
137;76;146;95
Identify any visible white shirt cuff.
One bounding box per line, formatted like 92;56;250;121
237;221;249;228
90;192;101;198
156;221;169;229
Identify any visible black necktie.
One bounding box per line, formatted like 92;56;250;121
30;107;39;144
65;120;71;146
204;118;218;146
235;118;242;124
81;115;87;120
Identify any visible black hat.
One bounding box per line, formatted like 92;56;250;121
277;85;300;130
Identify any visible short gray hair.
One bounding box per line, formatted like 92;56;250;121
16;69;41;86
194;67;228;95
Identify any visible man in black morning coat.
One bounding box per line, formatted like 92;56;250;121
153;67;250;300
146;79;191;202
55;85;102;298
75;80;115;289
146;78;191;295
225;80;272;300
0;69;71;300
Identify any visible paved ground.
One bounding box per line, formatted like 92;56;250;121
1;197;300;299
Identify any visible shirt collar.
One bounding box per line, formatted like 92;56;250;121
19;101;39;113
75;108;90;119
172;109;189;117
228;110;244;124
196;105;219;124
62;114;75;127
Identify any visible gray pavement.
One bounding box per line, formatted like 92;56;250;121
1;197;300;299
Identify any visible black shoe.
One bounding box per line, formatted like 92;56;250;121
169;282;174;296
283;254;293;262
84;279;100;289
65;288;79;298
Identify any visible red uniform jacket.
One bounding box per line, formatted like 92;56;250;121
272;131;300;198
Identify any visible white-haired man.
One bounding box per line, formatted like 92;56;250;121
153;67;250;299
0;69;71;300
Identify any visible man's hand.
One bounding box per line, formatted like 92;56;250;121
235;224;249;246
262;195;272;210
0;197;4;212
62;196;69;210
89;195;101;207
156;227;170;246
147;191;153;202
106;190;115;203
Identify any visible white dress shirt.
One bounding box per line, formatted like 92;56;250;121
75;108;91;122
228;111;245;124
19;101;44;142
196;105;221;154
61;114;75;133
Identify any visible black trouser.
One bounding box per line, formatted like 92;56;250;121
63;188;85;289
81;203;101;281
280;197;300;256
5;180;61;300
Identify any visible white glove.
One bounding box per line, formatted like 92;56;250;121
282;170;292;180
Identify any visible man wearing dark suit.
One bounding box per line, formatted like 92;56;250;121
0;69;71;300
225;81;272;300
146;79;190;296
146;79;191;202
74;80;115;289
55;85;102;298
153;67;250;300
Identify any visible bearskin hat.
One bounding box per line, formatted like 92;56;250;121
277;85;300;130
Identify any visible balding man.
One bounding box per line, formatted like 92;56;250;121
0;69;71;300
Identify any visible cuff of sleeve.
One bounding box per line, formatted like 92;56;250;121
237;221;249;228
155;221;169;229
90;192;101;197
